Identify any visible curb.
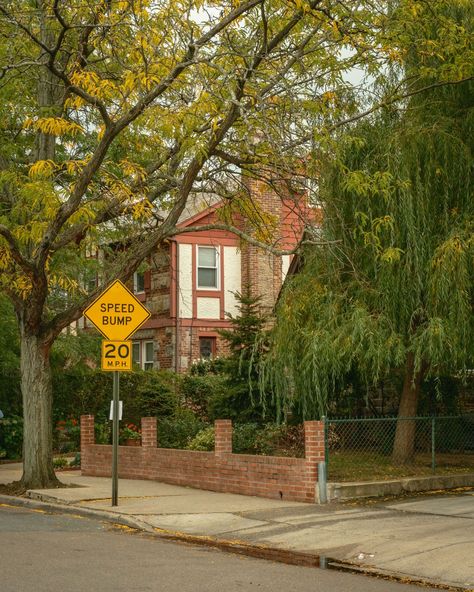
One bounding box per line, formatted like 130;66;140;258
0;493;468;591
0;493;155;533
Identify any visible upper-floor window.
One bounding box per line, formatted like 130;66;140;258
197;246;219;289
133;271;145;294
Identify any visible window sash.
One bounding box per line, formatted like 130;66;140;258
133;271;145;293
197;246;218;288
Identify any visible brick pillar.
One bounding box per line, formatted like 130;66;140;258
304;420;325;485
214;419;232;456
141;417;157;448
80;415;95;456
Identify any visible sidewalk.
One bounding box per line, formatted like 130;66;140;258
1;463;473;590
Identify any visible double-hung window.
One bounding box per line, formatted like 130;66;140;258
197;246;219;289
132;341;154;370
133;271;145;294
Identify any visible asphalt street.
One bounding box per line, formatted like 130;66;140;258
0;504;440;592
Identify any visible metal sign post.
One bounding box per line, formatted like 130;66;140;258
112;371;120;506
83;279;151;508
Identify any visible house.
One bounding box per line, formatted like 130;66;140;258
128;177;308;372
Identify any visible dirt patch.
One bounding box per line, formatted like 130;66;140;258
0;481;27;496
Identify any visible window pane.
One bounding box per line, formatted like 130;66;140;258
145;342;154;362
134;271;145;293
198;268;217;288
144;362;154;370
198;247;216;267
199;338;215;359
132;342;140;365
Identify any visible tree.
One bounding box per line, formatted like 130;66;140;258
216;291;270;421
0;1;472;487
265;78;474;462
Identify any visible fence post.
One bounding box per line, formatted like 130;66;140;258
215;419;232;456
322;416;328;475
431;416;436;473
304;420;325;503
141;417;157;448
80;415;95;454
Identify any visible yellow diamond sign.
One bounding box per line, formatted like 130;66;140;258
84;280;151;341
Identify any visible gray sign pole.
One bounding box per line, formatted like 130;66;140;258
112;371;120;506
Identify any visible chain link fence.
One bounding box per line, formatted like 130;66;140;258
324;415;474;482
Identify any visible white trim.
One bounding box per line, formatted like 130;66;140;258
197;245;220;290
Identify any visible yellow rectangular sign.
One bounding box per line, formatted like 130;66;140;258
101;340;132;372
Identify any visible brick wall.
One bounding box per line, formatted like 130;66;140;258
80;416;324;503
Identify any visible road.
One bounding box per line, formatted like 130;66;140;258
0;504;439;592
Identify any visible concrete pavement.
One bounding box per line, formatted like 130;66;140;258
1;463;473;590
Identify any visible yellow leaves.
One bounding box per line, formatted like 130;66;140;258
10;276;32;299
120;159;147;183
24;117;83;137
432;235;468;269
68;204;96;226
70;70;117;101
0;245;13;272
380;247;404;264
49;273;79;293
28;160;57;180
65;159;88;176
123;71;161;93
13;221;48;245
129;198;153;221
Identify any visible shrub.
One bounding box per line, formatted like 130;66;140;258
55;417;81;452
157;410;207;449
232;423;305;457
0;416;23;459
187;426;215;451
181;373;227;419
95;420;112;445
52;367;179;427
53;456;68;469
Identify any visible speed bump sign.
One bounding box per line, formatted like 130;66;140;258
84;279;151;341
101;341;132;372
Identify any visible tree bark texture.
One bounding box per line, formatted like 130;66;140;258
391;352;425;465
20;332;59;488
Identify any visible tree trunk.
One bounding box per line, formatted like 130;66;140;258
391;352;425;465
20;332;60;489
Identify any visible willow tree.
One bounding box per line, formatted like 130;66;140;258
266;71;474;462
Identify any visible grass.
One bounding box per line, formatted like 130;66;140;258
327;450;474;482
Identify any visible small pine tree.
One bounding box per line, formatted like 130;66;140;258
213;291;271;422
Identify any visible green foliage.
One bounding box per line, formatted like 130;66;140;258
120;423;141;443
52;368;178;427
187;426;215;451
216;291;273;422
0;416;23;459
52;456;68;470
157;410;208;449
55;417;81;453
185;422;305;456
95;421;112;445
0;296;21;416
267;77;474;419
69;452;81;468
181;368;227;419
233;423;304;456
